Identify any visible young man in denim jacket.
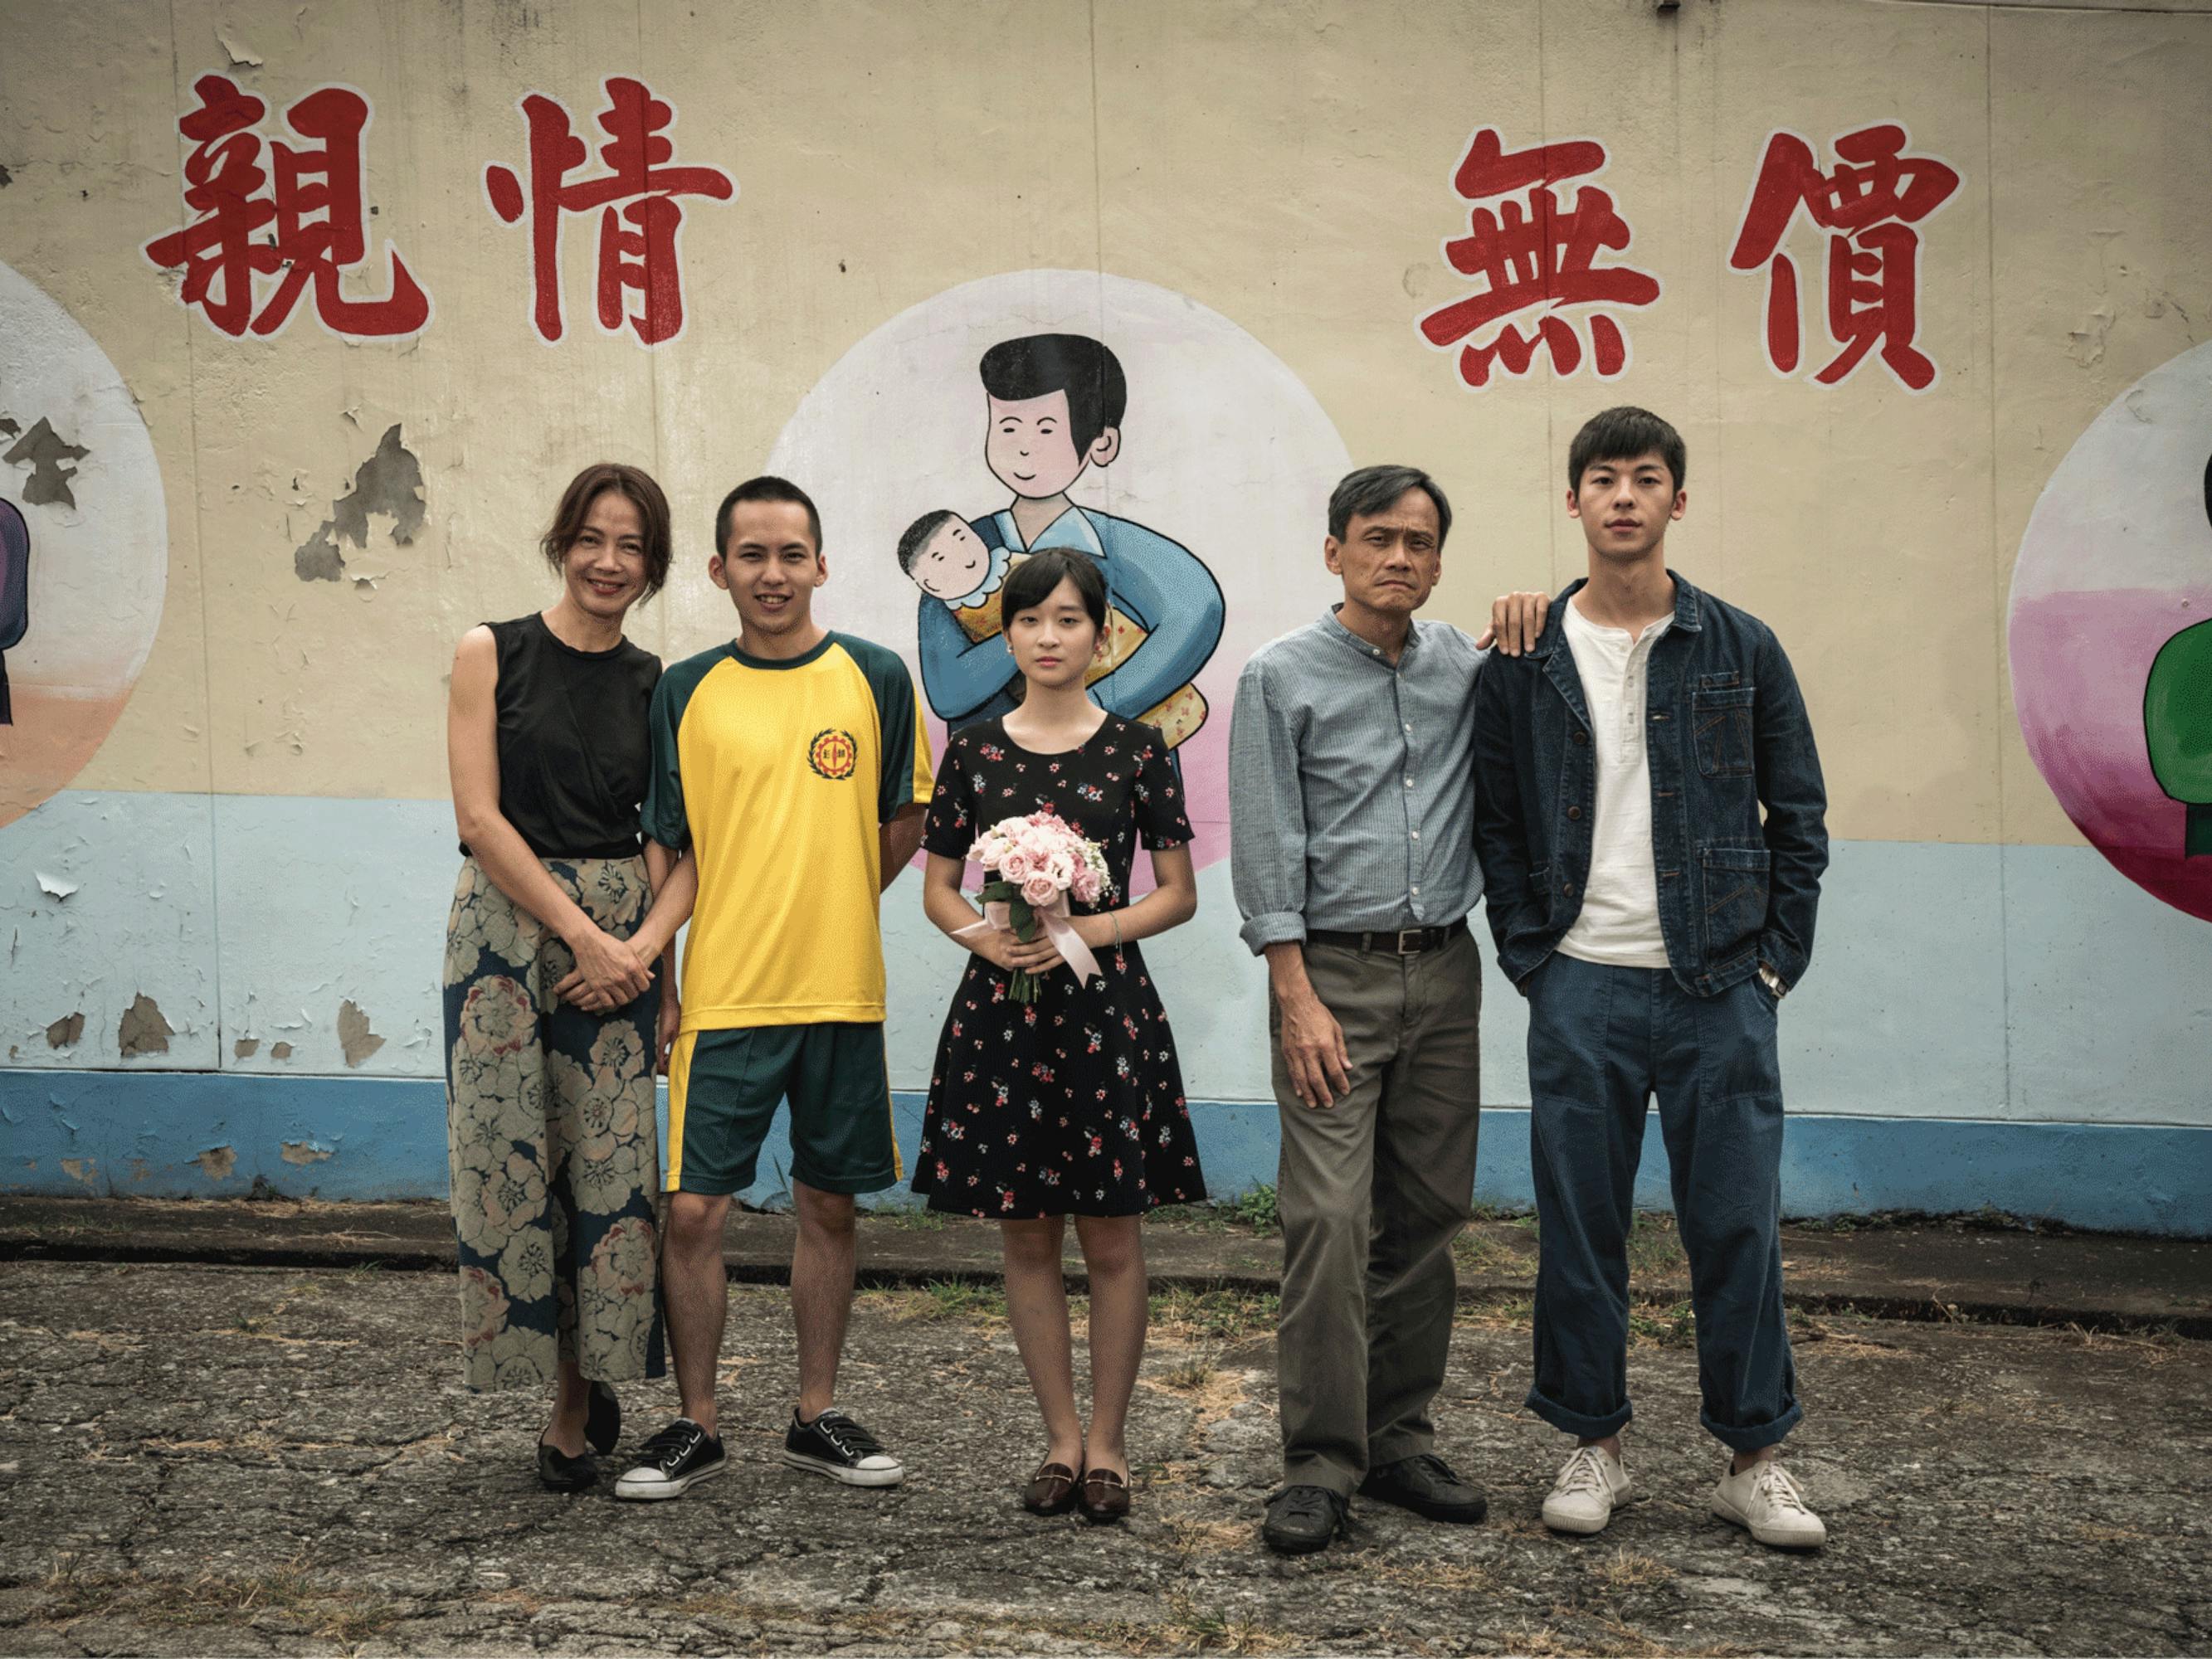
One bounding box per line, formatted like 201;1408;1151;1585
1471;407;1831;1550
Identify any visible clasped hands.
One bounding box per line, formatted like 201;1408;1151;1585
554;925;681;1073
965;911;1112;979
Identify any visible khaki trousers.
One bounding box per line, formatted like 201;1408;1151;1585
1270;929;1482;1496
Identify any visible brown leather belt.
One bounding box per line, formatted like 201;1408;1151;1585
1306;918;1469;956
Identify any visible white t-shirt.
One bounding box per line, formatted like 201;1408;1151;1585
1556;598;1673;970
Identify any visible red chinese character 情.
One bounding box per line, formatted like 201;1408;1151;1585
1418;128;1662;389
484;78;736;347
143;75;430;341
1728;124;1959;392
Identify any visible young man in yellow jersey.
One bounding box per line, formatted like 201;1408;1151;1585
616;476;933;1501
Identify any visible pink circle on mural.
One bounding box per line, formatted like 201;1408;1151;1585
0;261;168;827
2008;341;2212;922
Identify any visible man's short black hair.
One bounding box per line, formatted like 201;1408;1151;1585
1567;406;1687;494
979;333;1128;460
715;475;822;556
895;508;962;576
1328;464;1452;549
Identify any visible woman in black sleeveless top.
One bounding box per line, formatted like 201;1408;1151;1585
443;462;697;1491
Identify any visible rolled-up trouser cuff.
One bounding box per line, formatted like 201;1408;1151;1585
1702;1400;1801;1454
1525;1384;1633;1442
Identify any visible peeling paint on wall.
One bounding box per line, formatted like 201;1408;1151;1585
293;424;424;581
58;1157;94;1185
45;1011;83;1048
270;1041;294;1059
195;1146;236;1180
2;416;90;508
280;1140;332;1165
116;993;173;1057
232;1037;259;1058
337;1000;384;1067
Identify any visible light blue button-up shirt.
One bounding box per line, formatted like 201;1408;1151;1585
1228;608;1488;955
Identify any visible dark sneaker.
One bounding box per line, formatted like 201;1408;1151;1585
782;1408;904;1487
1359;1452;1488;1524
613;1417;725;1501
1261;1484;1349;1554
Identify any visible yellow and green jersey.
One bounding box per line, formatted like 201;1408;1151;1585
643;632;933;1032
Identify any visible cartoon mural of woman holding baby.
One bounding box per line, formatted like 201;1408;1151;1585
899;333;1225;752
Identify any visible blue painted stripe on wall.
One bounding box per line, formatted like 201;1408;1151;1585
5;1070;2206;1237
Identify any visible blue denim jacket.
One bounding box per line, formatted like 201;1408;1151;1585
1472;572;1828;997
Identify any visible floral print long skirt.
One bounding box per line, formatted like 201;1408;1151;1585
442;854;666;1391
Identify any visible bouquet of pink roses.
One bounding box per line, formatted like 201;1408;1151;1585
953;810;1113;1002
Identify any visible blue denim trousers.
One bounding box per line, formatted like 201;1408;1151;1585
1523;951;1800;1452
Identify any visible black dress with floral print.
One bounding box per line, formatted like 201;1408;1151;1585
914;715;1208;1219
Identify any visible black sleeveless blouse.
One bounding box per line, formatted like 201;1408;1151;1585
460;614;661;859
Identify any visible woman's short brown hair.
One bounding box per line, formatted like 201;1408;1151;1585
541;462;675;599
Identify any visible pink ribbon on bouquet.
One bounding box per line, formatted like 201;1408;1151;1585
955;893;1102;983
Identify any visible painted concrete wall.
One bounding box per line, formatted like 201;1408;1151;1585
2;0;2208;1230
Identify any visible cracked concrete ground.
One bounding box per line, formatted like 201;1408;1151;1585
0;1259;2206;1657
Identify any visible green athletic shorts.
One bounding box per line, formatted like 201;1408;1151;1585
665;1023;899;1196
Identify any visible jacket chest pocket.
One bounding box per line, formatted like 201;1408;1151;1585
1691;685;1756;778
1700;844;1769;963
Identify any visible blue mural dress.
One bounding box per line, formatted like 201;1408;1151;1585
914;715;1208;1218
914;503;1225;732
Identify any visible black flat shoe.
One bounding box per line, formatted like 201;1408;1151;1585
537;1439;598;1492
585;1381;621;1456
1261;1484;1348;1554
1358;1452;1488;1524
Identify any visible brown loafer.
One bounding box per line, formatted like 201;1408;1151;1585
1022;1461;1081;1516
1078;1466;1131;1525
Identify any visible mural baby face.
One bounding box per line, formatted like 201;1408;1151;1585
711;497;826;640
1568;450;1685;566
1326;485;1443;621
1005;573;1105;693
986;389;1118;502
562;489;652;623
909;517;995;601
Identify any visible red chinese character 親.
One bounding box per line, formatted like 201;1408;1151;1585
143;75;429;341
1728;124;1959;392
1418;127;1662;389
484;78;736;347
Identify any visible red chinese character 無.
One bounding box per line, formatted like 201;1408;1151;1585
484;78;736;347
143;75;429;340
1728;124;1959;392
1418;128;1662;389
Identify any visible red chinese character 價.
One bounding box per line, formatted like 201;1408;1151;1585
484;78;736;347
144;75;429;341
1418;127;1662;389
1728;124;1959;392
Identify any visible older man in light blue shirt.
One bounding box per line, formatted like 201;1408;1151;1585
1230;463;1543;1556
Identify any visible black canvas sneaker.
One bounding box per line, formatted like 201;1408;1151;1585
781;1408;905;1487
613;1417;726;1501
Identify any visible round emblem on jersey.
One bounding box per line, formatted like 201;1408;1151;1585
808;727;859;781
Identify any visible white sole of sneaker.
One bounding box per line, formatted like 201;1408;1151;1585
780;1450;904;1487
614;1458;726;1501
1542;1486;1640;1535
1710;1493;1824;1550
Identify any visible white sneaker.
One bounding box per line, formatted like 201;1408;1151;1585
1713;1457;1827;1549
1542;1443;1636;1535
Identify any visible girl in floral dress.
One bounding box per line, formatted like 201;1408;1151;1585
444;463;698;1491
915;547;1206;1523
